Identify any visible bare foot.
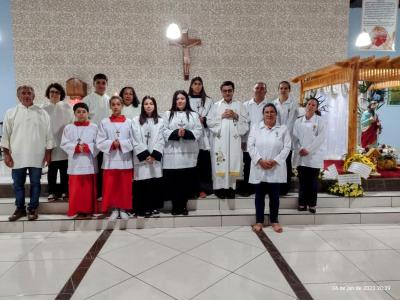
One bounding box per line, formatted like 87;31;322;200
252;223;263;232
271;223;283;233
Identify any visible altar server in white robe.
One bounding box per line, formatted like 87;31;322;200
132;96;165;217
61;102;99;218
42;83;74;201
1;85;54;221
208;81;248;199
120;86;141;119
188;76;214;198
248;103;291;233
292;97;326;214
82;73;110;199
96;96;134;221
272;81;299;195
240;82;269;197
163;90;202;215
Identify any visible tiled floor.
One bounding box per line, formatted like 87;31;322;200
0;224;400;299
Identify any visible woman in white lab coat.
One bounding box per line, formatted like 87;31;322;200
248;103;291;233
292;97;326;214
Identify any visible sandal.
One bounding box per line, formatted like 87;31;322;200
47;194;56;202
271;223;283;233
252;223;263;232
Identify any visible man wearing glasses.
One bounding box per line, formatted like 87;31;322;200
208;81;248;199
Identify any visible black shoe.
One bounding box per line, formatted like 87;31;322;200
309;207;316;214
152;210;160;215
182;208;188;215
214;190;226;199
144;212;152;218
171;209;179;215
8;209;27;221
226;189;236;199
297;206;307;211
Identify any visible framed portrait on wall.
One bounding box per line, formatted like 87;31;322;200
388;87;400;105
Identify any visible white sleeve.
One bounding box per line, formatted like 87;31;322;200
96;120;113;153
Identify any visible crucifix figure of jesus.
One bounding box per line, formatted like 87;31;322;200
169;29;201;80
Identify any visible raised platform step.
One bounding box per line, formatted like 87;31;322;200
1;192;400;215
1;207;400;233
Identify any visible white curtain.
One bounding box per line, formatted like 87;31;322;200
305;84;349;159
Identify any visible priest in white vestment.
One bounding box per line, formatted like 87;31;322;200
1;86;54;221
208;81;248;199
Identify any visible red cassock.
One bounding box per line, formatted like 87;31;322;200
68;174;98;216
102;169;133;212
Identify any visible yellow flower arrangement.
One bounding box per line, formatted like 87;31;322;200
343;153;376;173
328;183;364;197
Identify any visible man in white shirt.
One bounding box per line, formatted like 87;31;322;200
1;86;54;221
208;81;248;199
272;81;299;195
82;73;110;199
240;82;269;196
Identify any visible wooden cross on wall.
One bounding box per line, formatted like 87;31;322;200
169;29;201;80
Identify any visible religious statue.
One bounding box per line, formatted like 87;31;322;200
360;100;382;149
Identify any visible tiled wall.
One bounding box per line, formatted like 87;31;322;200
12;0;349;110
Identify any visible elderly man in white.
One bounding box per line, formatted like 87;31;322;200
1;85;54;221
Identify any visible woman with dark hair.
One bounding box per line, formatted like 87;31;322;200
120;86;140;119
248;103;291;233
292;97;326;214
163;90;202;215
188;77;214;198
272;81;299;195
132;96;165;217
42;83;74;201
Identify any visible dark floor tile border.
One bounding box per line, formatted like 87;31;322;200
55;229;113;300
254;229;313;300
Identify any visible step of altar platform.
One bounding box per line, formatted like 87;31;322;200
1;192;400;232
1;192;400;215
1;207;400;233
1;177;400;198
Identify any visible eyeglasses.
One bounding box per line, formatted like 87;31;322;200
49;90;60;94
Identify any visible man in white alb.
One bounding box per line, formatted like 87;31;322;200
82;73;110;199
1;85;54;221
208;81;248;199
240;82;269;196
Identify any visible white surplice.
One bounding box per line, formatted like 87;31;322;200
0;104;54;169
248;122;291;184
292;114;327;169
96;118;134;169
189;96;214;150
208;99;249;189
122;104;141;120
82;92;111;126
42;101;74;161
132;116;165;180
162;111;202;169
60;123;99;175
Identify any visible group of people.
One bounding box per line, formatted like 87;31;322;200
0;73;327;233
